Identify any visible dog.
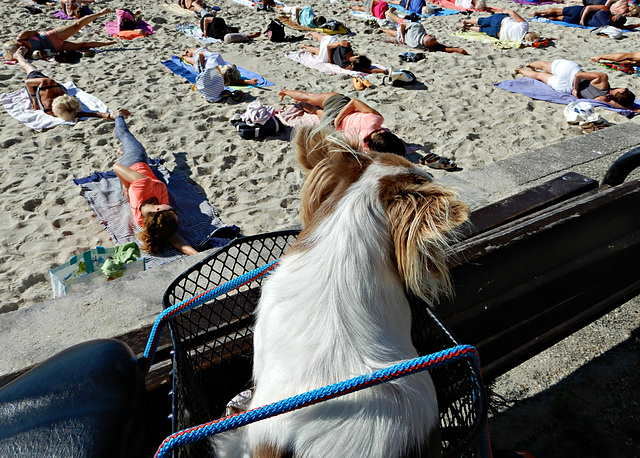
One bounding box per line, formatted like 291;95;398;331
217;127;469;458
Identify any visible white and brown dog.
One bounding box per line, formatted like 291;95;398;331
218;127;469;458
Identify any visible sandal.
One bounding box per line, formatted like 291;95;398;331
232;90;244;102
419;152;457;171
353;77;365;91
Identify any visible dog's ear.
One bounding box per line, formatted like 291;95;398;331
295;126;367;225
381;174;469;303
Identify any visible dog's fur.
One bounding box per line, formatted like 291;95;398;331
217;127;469;458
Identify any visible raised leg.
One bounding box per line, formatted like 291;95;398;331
61;40;117;51
115;117;149;167
54;8;112;41
278;90;340;109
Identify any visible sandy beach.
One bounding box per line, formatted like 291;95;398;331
1;0;639;309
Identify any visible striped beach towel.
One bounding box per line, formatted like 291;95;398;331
163;2;194;16
74;160;240;268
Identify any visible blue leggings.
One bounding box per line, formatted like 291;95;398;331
478;14;507;38
115;116;148;167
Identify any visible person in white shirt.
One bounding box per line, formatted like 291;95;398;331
462;8;538;42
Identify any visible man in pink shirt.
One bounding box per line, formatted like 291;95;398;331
278;89;406;155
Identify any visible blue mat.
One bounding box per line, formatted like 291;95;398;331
389;3;459;17
162;55;274;88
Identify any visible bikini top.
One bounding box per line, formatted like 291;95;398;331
578;80;610;100
29;84;68;113
17;34;54;54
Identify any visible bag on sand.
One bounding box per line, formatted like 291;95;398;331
232;117;284;139
266;19;286;42
383;68;417;87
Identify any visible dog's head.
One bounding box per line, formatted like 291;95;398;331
294;126;469;303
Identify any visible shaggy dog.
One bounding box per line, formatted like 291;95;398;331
218;127;469;458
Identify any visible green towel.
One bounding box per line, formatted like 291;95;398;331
101;242;141;279
452;31;521;49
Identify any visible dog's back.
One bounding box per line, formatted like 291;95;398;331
217;128;468;458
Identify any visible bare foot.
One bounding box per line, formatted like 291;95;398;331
117;147;124;155
110;108;131;119
525;63;536;70
514;68;523;75
590;56;601;63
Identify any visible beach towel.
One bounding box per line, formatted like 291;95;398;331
162;55;274;88
529;16;592;29
175;23;223;43
452;30;522;49
276;103;321;127
277;15;350;35
163;2;194;16
105;19;155;38
74;160;240;268
1;82;109;132
496;77;638;118
285;50;383;78
599;62;640;76
391;1;496;14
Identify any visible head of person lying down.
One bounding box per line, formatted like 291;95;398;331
218;64;242;86
51;94;81;120
138;206;179;254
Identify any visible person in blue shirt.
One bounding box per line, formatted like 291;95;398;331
277;5;326;28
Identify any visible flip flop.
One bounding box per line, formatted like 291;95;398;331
419;152;457;171
352;77;365;91
232;90;244;102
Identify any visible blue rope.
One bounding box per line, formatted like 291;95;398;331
141;259;278;373
155;344;484;458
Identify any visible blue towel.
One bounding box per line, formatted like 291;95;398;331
529;16;592;29
495;77;638;118
74;160;240;268
162;55;274;87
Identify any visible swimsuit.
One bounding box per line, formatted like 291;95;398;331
578;81;610;99
25;71;68;113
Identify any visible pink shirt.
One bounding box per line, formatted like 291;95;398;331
372;0;389;19
127;162;169;227
337;112;384;147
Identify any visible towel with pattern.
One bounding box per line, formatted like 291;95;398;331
74;160;240;268
163;2;194;16
495;77;638;118
105;19;156;38
284;50;382;78
1;82;109;132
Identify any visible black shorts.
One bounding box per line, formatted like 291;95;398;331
26;70;48;80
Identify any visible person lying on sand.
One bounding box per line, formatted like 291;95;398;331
277;4;326;27
514;59;639;112
200;15;261;42
278;89;407;154
349;0;390;20
303;32;387;73
379;8;468;54
112;113;198;256
182;48;259;85
462;8;540;42
61;0;94;19
530;3;627;27
14;47;118;121
4;8;116;60
591;52;640;65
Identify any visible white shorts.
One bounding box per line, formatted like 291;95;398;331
548;59;581;94
318;35;338;63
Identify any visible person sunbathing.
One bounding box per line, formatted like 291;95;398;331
514;59;639;112
200;15;261;42
349;0;390;20
13;46;117;121
277;4;326;27
591;52;640;65
303;31;387;72
462;8;540;42
112;113;198;256
4;8;116;60
61;0;93;19
379;8;468;54
530;3;627;27
182;48;259;85
278;89;406;154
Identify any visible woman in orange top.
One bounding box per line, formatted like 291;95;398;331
112;113;197;255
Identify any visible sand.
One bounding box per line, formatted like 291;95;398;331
1;0;639;312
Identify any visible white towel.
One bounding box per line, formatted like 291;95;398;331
284;50;381;78
1;82;109;132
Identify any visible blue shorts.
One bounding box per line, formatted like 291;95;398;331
561;6;583;24
478;14;507;38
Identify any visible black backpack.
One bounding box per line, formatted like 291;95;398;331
266;20;286;42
